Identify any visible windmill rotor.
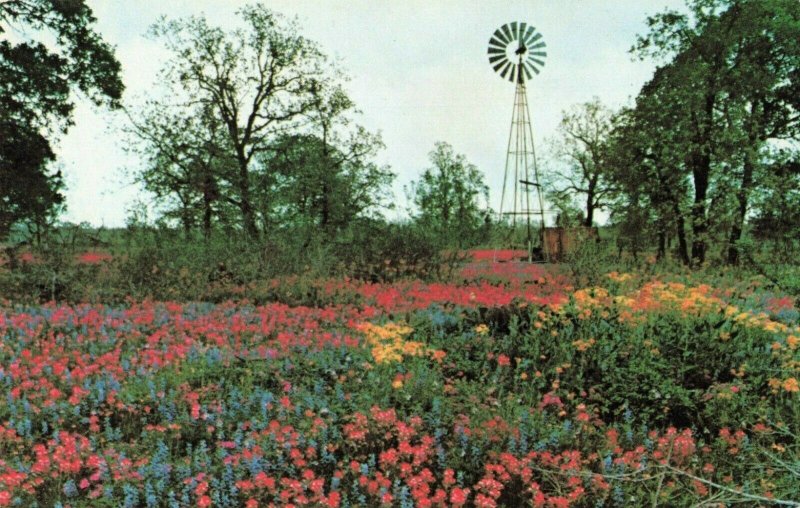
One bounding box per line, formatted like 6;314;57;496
488;22;547;83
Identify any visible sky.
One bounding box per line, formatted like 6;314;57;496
57;0;686;227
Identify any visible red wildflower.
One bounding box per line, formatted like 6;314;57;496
450;487;469;506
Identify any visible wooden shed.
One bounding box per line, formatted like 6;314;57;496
542;227;598;261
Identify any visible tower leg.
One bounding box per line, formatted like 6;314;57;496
497;76;546;263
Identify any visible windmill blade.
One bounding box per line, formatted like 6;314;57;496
493;57;510;73
526;55;544;69
522;26;536;47
528;57;546;68
501;24;514;43
489;54;507;65
488;37;506;51
488;22;547;81
528;54;547;66
499;61;514;80
493;28;510;45
524;61;540;76
522;62;534;80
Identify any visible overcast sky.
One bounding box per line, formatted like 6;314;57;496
58;0;685;227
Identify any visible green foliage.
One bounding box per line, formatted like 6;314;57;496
561;234;618;287
262;132;394;239
127;5;395;243
545;97;617;227
0;0;122;240
408;142;490;248
0;218;472;303
618;0;800;266
331;220;464;283
410;295;791;436
137;4;369;240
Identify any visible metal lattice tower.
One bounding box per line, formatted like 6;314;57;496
488;22;548;262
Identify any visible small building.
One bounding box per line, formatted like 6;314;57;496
542;227;598;261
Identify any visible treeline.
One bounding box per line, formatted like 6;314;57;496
1;0;799;274
545;0;800;267
121;8;490;251
0;1;491;279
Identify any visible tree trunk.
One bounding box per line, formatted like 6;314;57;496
689;87;717;267
657;221;666;261
690;166;709;266
727;98;764;266
584;176;597;228
202;175;214;240
235;153;259;239
584;190;594;228
673;200;690;265
727;154;755;265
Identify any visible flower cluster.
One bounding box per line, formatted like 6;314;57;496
0;260;796;506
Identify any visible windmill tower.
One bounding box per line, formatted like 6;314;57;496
488;22;548;262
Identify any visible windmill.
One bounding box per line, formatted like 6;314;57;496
488;22;548;262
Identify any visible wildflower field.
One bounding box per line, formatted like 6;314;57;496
0;252;798;507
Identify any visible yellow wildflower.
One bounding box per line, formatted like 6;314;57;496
783;378;799;393
572;338;596;352
359;321;427;364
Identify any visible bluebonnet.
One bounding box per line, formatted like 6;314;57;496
145;482;157;508
62;479;78;498
123;484;140;508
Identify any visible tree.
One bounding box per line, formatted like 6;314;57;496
546;98;617;227
749;152;800;256
129;7;391;240
148;4;333;239
0;117;64;240
408;142;489;247
606;106;692;264
715;1;800;263
265;132;393;238
633;0;800;265
124;100;230;239
261;77;394;238
0;0;123;239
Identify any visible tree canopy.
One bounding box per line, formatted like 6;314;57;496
408;142;489;248
126;4;393;241
611;0;800;265
546;98;616;228
0;0;123;240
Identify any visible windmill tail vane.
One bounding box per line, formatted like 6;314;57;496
488;22;550;262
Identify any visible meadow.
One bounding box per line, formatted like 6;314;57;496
0;250;798;507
